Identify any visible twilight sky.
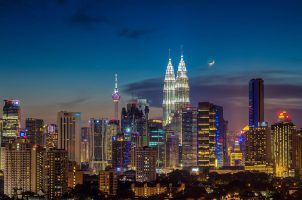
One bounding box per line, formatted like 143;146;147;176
0;0;301;132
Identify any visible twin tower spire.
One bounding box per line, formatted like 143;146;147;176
163;50;190;126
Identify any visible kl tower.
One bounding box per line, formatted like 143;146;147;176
112;74;121;121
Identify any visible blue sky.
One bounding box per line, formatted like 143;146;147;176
0;0;301;131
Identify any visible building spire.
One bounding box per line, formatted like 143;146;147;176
115;73;118;90
177;45;187;76
180;45;184;59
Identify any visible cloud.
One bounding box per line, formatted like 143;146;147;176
122;70;302;130
58;97;90;108
68;8;109;27
118;28;155;39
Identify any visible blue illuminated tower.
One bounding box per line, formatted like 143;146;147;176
249;78;264;127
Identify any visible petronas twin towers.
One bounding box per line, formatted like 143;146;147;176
163;52;190;126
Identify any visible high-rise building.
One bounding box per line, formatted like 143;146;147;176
135;146;156;182
249;78;264;128
213;106;228;167
0;119;3;170
4;136;31;197
148;119;165;168
245;123;271;166
175;53;190;113
31;146;45;195
89;119;109;173
181;107;197;168
197;102;227;168
112;74;121;122
81;127;90;163
25;118;44;147
112;134;131;173
2;99;21;142
43;149;68;199
230;139;244;166
99;170;118;196
293;129;302;178
163;55;176;126
106;121;118;165
121;99;149;147
45;124;58;149
57;111;81;164
272;111;296;177
165;127;179;169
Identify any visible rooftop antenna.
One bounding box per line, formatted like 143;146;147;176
180;45;184;58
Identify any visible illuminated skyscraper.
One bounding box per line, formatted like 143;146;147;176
57;111;81;164
25;118;44;147
249;78;264;127
43;148;68;199
181;107;197;168
2;99;21;142
112;134;131;173
272;111;295;177
197;102;227;168
148;119;165;168
88;119;117;172
81;127;90;163
112;74;121;122
230;138;244;166
293;129;302;177
175;52;190;113
4;137;31;197
245;123;271;166
163;54;175;126
135;146;156;182
165;127;179;169
45;124;58;149
121;99;149;146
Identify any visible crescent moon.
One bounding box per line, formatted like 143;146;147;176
208;60;215;67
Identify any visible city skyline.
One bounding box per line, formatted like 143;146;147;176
0;0;302;131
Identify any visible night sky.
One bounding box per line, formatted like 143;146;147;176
0;0;301;132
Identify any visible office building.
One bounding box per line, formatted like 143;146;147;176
293;129;302;177
163;55;176;126
107;121;118;164
89;119;109;173
249;78;264;127
165;128;179;169
230;139;244;166
81;127;89;163
272;111;296;177
175;52;190;113
121;99;149;146
2;99;21;142
26;118;44;147
213;106;228;167
57;111;81;164
245;123;271;166
181;107;197;168
148;119;165;168
135;146;156;182
43;149;68;199
197;102;227;168
112;134;131;173
45;124;58;149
